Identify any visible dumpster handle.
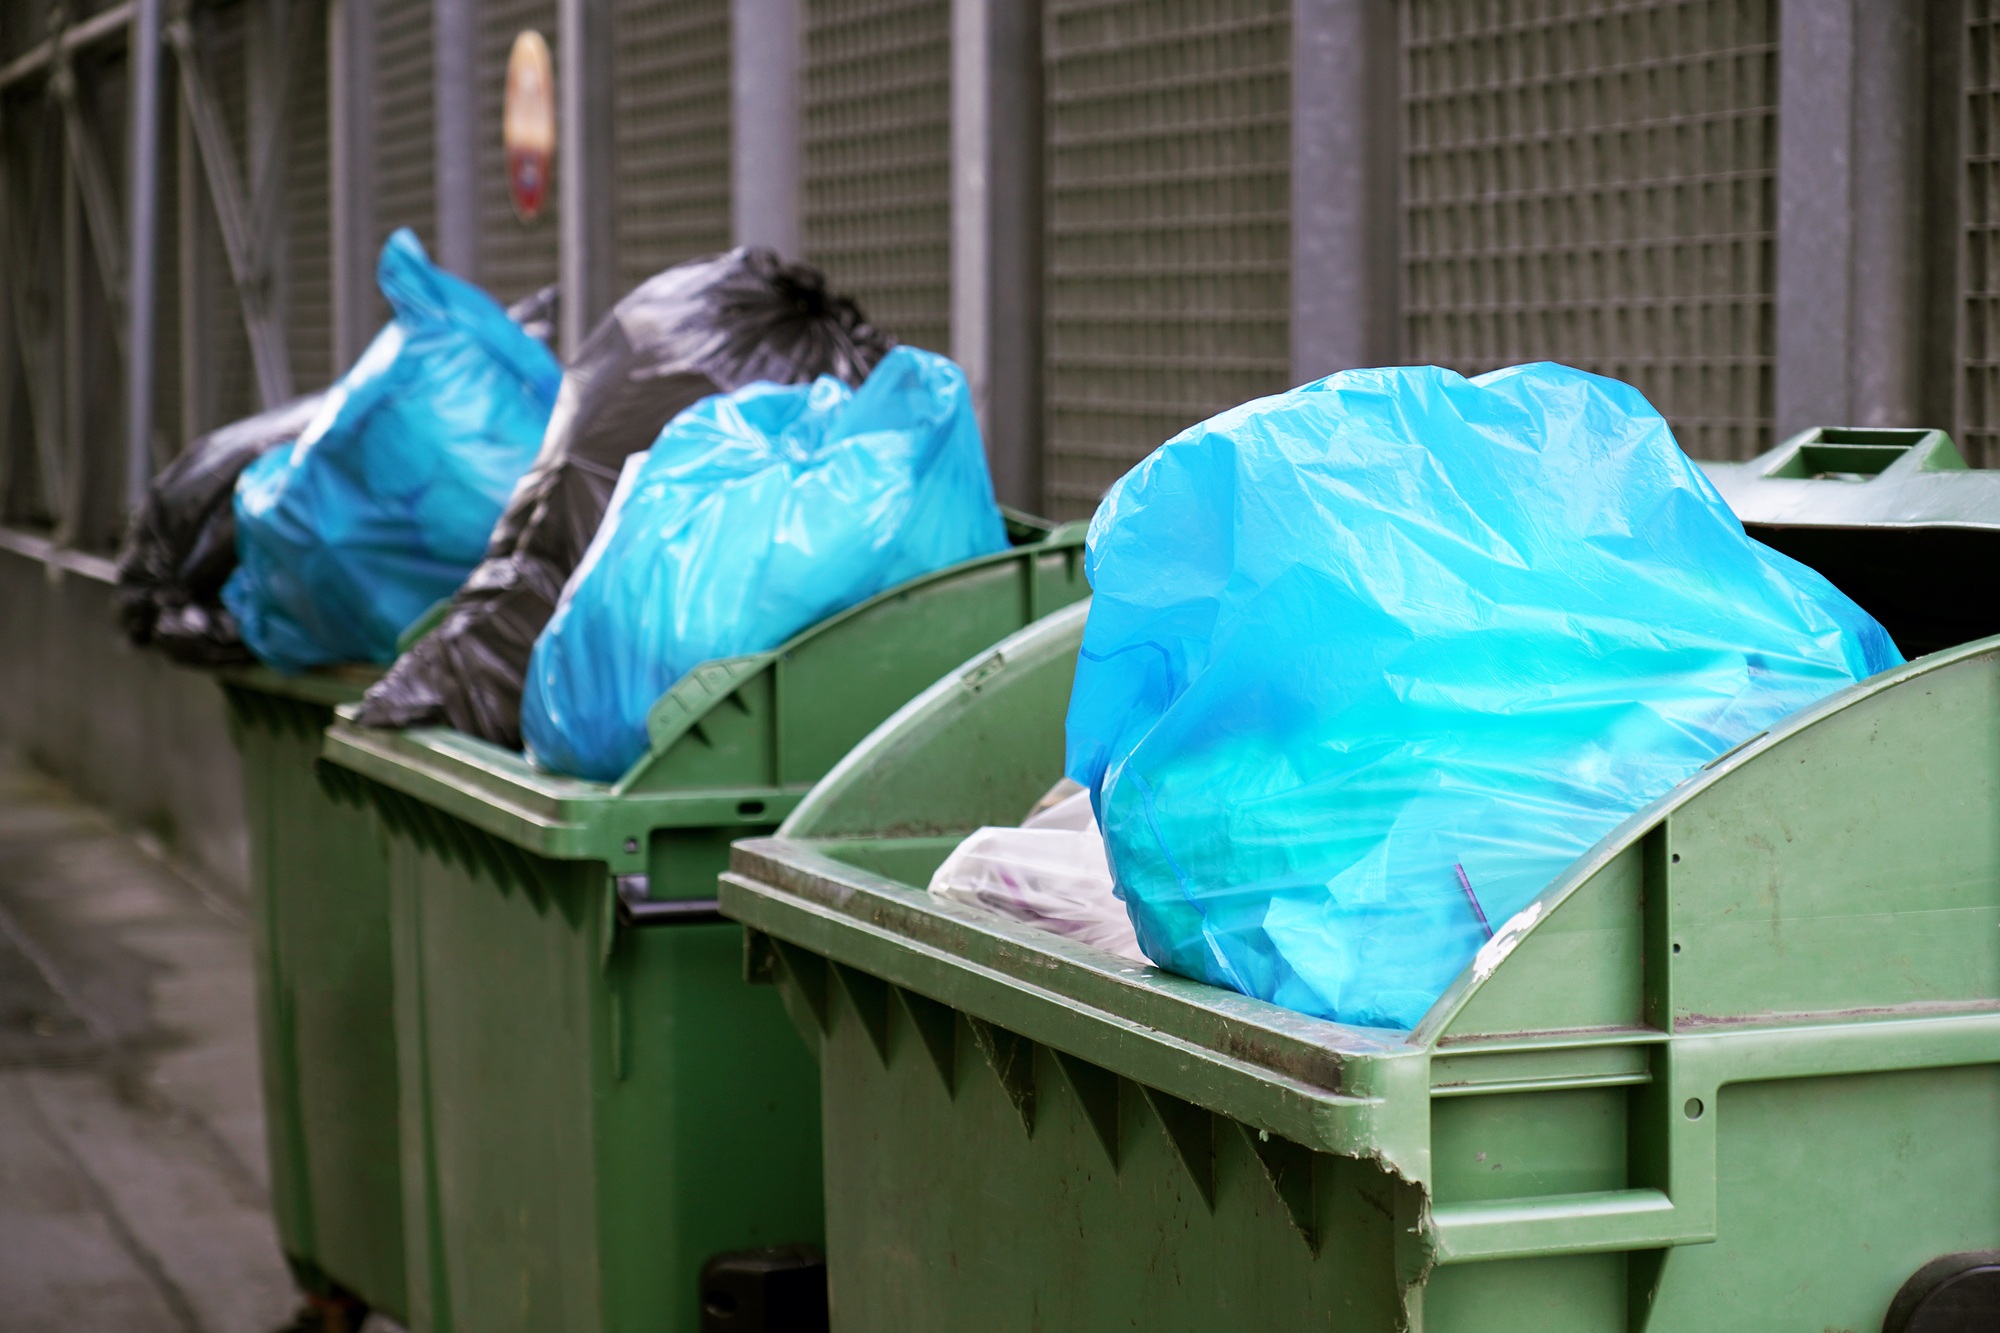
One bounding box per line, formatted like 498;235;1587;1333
614;874;726;927
617;896;726;928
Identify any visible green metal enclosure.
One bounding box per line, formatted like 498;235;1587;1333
221;666;407;1323
318;518;1089;1333
719;466;2000;1328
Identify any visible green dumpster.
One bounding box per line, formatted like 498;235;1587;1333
318;514;1088;1333
718;443;2000;1331
220;664;406;1328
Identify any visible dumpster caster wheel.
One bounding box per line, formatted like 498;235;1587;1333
1884;1252;2000;1332
272;1291;372;1333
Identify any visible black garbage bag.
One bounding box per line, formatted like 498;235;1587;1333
354;248;893;747
116;395;325;666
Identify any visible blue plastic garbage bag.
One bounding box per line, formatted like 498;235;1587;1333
223;229;561;671
522;345;1009;781
1065;363;1900;1031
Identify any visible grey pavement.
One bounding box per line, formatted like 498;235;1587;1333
0;750;397;1332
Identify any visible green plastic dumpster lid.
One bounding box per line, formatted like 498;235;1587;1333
321;515;1089;872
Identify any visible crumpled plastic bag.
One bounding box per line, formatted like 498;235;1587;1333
116;395;325;666
522;344;1009;782
929;782;1147;962
1066;363;1902;1031
223;229;561;672
355;249;891;745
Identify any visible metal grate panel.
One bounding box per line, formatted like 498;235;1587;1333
801;0;951;352
1;92;59;528
1961;0;2000;466
203;0;259;428
1043;0;1292;520
1400;0;1779;461
0;0;53;61
72;44;128;550
476;0;558;303
610;0;731;292
373;0;436;262
284;0;333;390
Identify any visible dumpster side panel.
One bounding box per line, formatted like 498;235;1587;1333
229;687;407;1317
1421;1253;1627;1331
1645;1064;2000;1330
1433;844;1646;1040
596;920;825;1331
811;969;1411;1331
773;548;1088;785
785;599;1087;840
236;702;314;1278
397;842;603;1333
387;816;824;1333
1668;649;2000;1022
388;837;450;1333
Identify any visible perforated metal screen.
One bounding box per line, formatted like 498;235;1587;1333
0;0;52;61
373;0;436;255
1400;0;1779;462
284;1;333;391
477;0;558;303
0;90;59;528
1960;0;2000;466
202;0;260;429
800;0;951;353
610;0;731;291
1042;0;1292;520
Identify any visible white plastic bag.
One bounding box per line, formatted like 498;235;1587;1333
927;783;1146;963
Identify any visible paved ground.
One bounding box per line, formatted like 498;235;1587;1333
0;751;395;1332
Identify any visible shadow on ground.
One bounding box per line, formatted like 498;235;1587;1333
0;751;400;1333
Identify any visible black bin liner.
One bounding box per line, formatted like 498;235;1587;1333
116;395;325;666
355;248;892;747
116;284;561;669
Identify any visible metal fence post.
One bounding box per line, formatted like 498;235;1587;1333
559;0;613;353
1775;0;1931;434
731;0;801;256
126;0;164;507
951;0;1041;511
329;0;376;368
433;0;479;277
1290;0;1398;383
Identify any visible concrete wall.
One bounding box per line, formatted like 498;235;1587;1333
0;545;248;899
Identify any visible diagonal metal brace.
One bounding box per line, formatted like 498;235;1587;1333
163;14;293;408
47;59;127;333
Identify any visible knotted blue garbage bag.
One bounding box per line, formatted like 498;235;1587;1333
1065;363;1900;1031
223;229;561;671
523;344;1009;781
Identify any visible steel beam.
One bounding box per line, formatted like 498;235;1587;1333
950;0;1042;511
732;0;801;256
1774;0;1932;434
329;0;376;368
560;0;615;353
1290;0;1399;381
432;0;479;276
126;0;164;508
